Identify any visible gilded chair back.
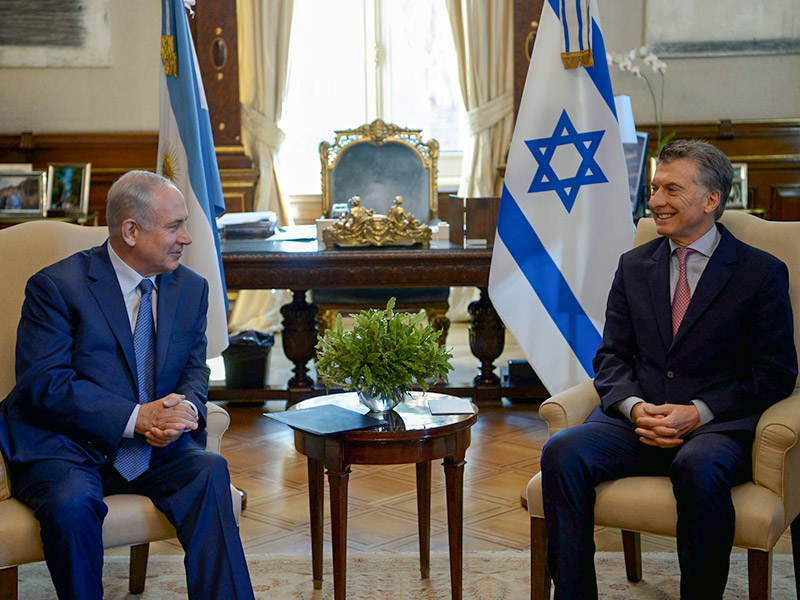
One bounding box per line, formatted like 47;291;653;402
320;119;439;222
0;221;109;400
635;211;800;389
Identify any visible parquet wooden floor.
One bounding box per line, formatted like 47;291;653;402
141;322;792;557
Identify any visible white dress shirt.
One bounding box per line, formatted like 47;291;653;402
616;224;721;424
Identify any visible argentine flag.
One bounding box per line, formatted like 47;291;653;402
157;0;229;357
489;0;633;395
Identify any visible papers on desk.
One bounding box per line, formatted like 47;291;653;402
217;211;277;239
266;404;388;435
269;225;318;241
428;397;475;415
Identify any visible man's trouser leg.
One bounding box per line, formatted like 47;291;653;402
12;460;107;600
541;422;651;600
670;431;751;600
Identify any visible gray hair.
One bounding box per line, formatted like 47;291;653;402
657;139;733;220
106;171;175;238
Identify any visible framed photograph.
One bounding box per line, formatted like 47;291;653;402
46;163;92;216
728;163;748;209
623;131;650;219
0;171;47;217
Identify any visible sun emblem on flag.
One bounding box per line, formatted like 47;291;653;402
160;144;180;184
525;110;607;213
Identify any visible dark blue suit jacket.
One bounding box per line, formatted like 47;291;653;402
0;241;211;466
590;223;797;435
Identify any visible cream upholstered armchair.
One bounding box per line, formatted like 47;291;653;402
526;211;800;600
0;220;241;596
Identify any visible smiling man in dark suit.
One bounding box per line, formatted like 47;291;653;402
541;139;797;599
0;171;254;600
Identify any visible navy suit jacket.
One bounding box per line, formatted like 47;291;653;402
590;223;797;436
0;241;211;466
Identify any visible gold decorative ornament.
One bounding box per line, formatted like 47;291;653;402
322;196;432;248
561;48;593;69
161;35;177;77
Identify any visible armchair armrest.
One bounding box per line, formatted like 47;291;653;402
204;403;231;455
539;379;600;436
752;390;800;520
0;454;9;502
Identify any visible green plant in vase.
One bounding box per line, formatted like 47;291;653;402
315;298;454;413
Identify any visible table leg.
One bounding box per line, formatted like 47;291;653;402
416;461;432;579
328;466;351;600
443;451;466;600
307;458;324;589
280;289;318;391
468;287;505;386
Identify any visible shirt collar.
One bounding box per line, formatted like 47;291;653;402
107;242;157;296
668;223;720;258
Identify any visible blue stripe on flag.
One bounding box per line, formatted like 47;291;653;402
561;0;569;53
164;0;228;305
496;184;600;377
547;0;615;119
575;0;584;51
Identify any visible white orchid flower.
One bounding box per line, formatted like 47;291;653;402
627;49;637;61
643;53;659;67
631;65;642;77
618;58;633;71
606;52;614;65
653;60;667;74
638;45;649;57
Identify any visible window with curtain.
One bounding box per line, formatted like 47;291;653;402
279;0;466;196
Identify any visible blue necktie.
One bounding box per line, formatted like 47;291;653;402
114;279;155;481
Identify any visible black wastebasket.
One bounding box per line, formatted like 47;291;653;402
222;330;274;389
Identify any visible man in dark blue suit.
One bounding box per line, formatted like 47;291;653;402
0;171;254;600
541;140;797;599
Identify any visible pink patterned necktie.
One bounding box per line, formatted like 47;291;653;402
671;247;695;337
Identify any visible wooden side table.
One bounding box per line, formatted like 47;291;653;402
288;392;478;600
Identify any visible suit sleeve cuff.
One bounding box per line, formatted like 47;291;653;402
691;399;714;425
182;399;198;416
615;397;644;422
123;405;139;439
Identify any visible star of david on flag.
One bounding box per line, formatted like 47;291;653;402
488;0;633;395
526;109;607;213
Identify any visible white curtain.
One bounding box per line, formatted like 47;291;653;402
445;0;515;197
229;0;294;334
445;0;514;320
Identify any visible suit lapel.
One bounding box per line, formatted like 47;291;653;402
647;238;673;349
88;243;138;381
671;225;737;348
155;270;179;378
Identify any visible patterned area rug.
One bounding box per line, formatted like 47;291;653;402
18;551;796;599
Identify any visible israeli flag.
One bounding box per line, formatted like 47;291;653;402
489;0;633;395
157;0;229;357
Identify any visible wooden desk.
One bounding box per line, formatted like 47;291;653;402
217;237;547;405
288;392;477;600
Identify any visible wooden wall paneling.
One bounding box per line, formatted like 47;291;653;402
770;184;800;221
637;120;800;221
513;0;544;120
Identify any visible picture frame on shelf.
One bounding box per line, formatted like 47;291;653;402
46;163;91;216
0;171;47;217
623;131;650;219
727;162;748;209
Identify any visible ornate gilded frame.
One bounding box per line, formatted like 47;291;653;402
319;118;439;221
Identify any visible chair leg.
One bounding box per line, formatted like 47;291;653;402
129;543;150;594
0;565;18;600
747;548;772;600
530;516;551;600
621;530;642;582
791;514;800;599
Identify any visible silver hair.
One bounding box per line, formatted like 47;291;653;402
657;139;733;220
106;171;175;238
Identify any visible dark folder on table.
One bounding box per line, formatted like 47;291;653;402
266;404;388;435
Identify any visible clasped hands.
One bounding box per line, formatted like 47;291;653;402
631;402;701;448
135;394;198;447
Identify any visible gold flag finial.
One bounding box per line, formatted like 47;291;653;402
161;35;177;77
561;49;594;69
